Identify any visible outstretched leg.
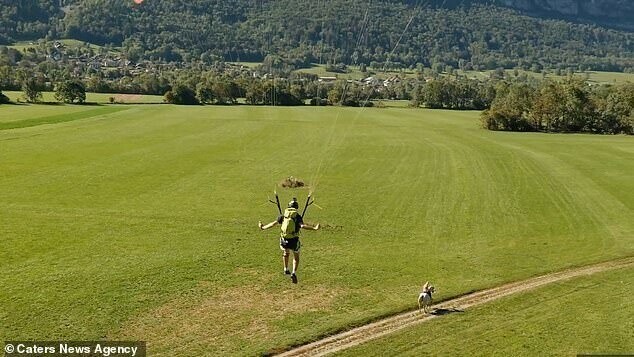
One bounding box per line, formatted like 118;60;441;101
282;249;290;274
292;251;300;274
290;251;300;284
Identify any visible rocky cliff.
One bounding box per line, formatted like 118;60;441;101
496;0;634;29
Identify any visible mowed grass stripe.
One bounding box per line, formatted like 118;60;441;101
0;105;97;124
0;106;286;212
494;136;634;247
0;106;632;355
0;105;129;130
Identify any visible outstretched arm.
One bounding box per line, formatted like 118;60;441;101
259;220;278;230
300;223;320;230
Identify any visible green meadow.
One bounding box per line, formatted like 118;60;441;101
3;91;164;104
295;63;369;79
8;39;119;55
0;104;632;355
337;266;634;356
293;63;634;84
459;69;634;84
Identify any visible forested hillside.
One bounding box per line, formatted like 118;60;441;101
0;0;633;71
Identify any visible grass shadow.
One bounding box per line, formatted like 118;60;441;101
37;102;103;106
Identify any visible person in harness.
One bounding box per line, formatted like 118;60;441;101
258;198;320;284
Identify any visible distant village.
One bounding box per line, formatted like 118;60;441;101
47;40;408;92
50;40;175;76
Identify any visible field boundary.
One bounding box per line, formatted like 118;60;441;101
276;256;634;356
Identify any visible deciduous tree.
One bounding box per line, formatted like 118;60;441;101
54;80;86;104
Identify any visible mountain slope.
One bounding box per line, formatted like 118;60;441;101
0;0;632;71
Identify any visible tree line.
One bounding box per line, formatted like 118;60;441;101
2;65;632;135
481;79;634;134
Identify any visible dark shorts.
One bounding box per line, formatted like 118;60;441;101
280;237;301;252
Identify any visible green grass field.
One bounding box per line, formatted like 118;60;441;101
3;91;165;104
295;63;367;79
228;61;262;69
0;104;632;355
293;64;634;84
8;39;119;54
336;266;634;356
459;69;634;84
295;63;419;80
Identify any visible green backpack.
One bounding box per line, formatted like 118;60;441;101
281;208;299;239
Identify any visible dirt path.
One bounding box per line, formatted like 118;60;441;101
276;257;634;357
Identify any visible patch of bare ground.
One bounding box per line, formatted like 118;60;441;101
113;269;344;355
280;176;305;188
114;94;143;103
276;256;634;357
